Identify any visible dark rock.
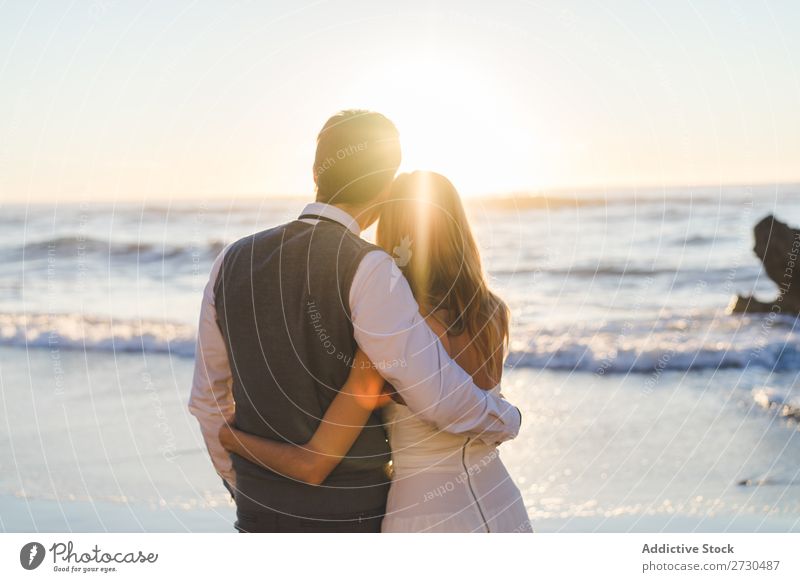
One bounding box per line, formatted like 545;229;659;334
730;215;800;315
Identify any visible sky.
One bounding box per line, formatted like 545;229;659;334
1;0;799;203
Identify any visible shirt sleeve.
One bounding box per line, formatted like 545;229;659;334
188;248;237;488
350;250;522;444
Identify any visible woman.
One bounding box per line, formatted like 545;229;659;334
219;171;531;533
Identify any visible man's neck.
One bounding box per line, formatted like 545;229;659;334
327;202;374;232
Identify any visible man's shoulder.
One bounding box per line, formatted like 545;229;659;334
222;222;391;269
294;220;386;260
342;231;385;254
223;222;293;255
221;213;395;256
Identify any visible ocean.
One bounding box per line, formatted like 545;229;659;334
1;184;799;532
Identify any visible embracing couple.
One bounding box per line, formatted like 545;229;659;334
189;110;531;533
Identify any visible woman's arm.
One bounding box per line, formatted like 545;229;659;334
219;350;387;486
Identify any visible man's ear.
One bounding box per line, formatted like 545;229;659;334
312;163;319;187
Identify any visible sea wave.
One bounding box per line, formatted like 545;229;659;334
5;236;226;264
508;313;800;373
2;310;799;373
5;237;760;282
507;342;800;373
491;264;762;280
0;312;196;357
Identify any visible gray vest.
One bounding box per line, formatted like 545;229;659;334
214;217;391;517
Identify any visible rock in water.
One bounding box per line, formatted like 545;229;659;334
730;214;800;315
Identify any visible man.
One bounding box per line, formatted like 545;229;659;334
189;110;521;533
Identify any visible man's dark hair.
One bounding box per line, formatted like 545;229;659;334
314;110;401;205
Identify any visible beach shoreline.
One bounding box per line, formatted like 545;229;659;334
1;346;798;533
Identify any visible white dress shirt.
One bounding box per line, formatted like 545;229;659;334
188;202;522;488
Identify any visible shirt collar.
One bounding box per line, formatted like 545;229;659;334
299;202;361;236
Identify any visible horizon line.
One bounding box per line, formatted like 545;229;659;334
6;179;800;206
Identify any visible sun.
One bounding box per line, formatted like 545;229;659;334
337;55;541;196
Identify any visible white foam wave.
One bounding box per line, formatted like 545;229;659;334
507;314;800;373
2;311;799;373
0;312;196;357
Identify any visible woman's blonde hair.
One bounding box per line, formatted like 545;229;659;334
377;171;510;382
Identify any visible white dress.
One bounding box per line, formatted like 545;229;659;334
381;387;532;533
